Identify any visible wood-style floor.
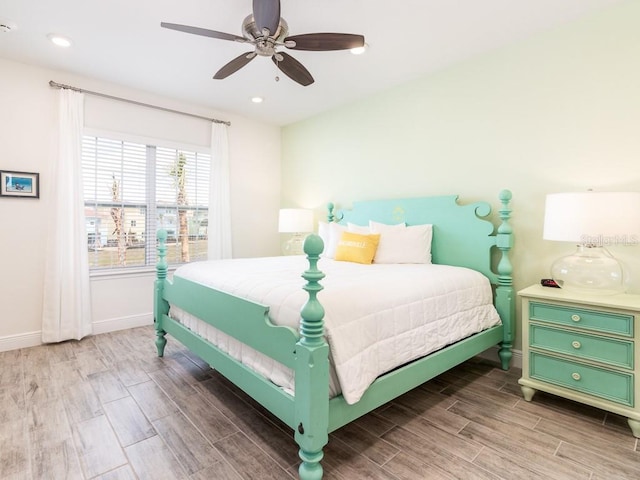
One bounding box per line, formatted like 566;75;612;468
1;326;639;479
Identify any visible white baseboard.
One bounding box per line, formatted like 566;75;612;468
91;313;154;335
476;345;523;370
0;313;154;352
0;331;42;352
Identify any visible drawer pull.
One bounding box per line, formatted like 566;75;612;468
571;341;582;349
571;372;581;381
571;314;581;322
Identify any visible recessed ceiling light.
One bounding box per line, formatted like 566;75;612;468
350;44;368;55
251;96;264;104
48;33;72;48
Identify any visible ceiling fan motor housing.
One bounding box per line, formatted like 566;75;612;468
242;15;289;57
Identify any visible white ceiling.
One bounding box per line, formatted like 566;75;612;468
0;0;624;126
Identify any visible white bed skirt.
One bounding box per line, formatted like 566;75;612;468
171;256;501;404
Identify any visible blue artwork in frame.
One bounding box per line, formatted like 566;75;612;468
0;170;40;198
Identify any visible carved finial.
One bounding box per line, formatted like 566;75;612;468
327;202;335;223
303;234;324;257
499;189;513;203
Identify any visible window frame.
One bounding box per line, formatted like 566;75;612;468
82;128;211;277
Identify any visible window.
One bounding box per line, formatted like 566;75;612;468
82;135;210;270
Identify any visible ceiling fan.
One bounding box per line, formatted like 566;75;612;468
161;0;365;86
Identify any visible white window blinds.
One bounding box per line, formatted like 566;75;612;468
82;135;210;270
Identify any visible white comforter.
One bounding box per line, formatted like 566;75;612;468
171;256;501;404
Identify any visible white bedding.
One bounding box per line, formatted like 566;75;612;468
171;256;501;404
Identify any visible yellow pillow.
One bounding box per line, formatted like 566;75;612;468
334;232;381;264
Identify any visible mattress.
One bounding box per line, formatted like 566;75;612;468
170;256;501;404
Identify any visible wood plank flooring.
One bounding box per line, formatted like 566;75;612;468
1;326;639;479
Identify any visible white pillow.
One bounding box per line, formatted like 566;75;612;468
369;221;407;263
320;222;347;259
370;222;433;264
318;221;330;251
369;221;406;230
347;223;370;234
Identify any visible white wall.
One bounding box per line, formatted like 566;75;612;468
281;2;640;350
0;57;281;350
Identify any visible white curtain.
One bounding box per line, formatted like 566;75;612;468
42;89;93;342
208;122;233;259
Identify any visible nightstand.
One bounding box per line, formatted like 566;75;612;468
518;284;640;437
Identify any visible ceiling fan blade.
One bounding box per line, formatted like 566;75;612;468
214;52;257;79
272;52;314;86
161;22;247;43
252;0;281;36
285;33;365;51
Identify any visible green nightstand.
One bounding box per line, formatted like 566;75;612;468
518;284;640;437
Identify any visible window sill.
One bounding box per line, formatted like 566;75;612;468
89;266;178;281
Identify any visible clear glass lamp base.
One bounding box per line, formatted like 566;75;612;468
551;245;625;295
282;233;306;256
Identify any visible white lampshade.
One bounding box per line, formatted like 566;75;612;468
544;192;640;245
278;208;313;233
543;191;640;295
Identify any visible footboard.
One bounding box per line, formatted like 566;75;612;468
154;231;331;479
153;230;303;426
153;232;331;451
163;276;299;367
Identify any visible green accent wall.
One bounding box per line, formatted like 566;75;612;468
281;1;640;351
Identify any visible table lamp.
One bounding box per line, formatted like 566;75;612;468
543;191;640;295
278;208;314;255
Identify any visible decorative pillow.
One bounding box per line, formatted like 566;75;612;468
334;232;381;264
370;223;433;264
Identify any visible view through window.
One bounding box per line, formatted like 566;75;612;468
82;135;210;270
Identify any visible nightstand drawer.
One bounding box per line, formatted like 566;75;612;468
530;302;633;337
530;324;634;369
530;352;634;406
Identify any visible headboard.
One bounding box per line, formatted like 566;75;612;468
329;190;513;286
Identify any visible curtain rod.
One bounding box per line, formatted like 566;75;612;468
49;80;231;126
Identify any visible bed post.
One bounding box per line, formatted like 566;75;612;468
495;189;514;370
295;234;329;480
154;229;169;357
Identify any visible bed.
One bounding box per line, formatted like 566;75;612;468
153;190;515;479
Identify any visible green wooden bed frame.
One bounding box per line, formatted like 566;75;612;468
154;190;514;479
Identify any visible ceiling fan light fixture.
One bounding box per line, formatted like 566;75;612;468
48;33;72;48
350;43;368;55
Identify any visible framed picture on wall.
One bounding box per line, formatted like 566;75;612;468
0;170;40;198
